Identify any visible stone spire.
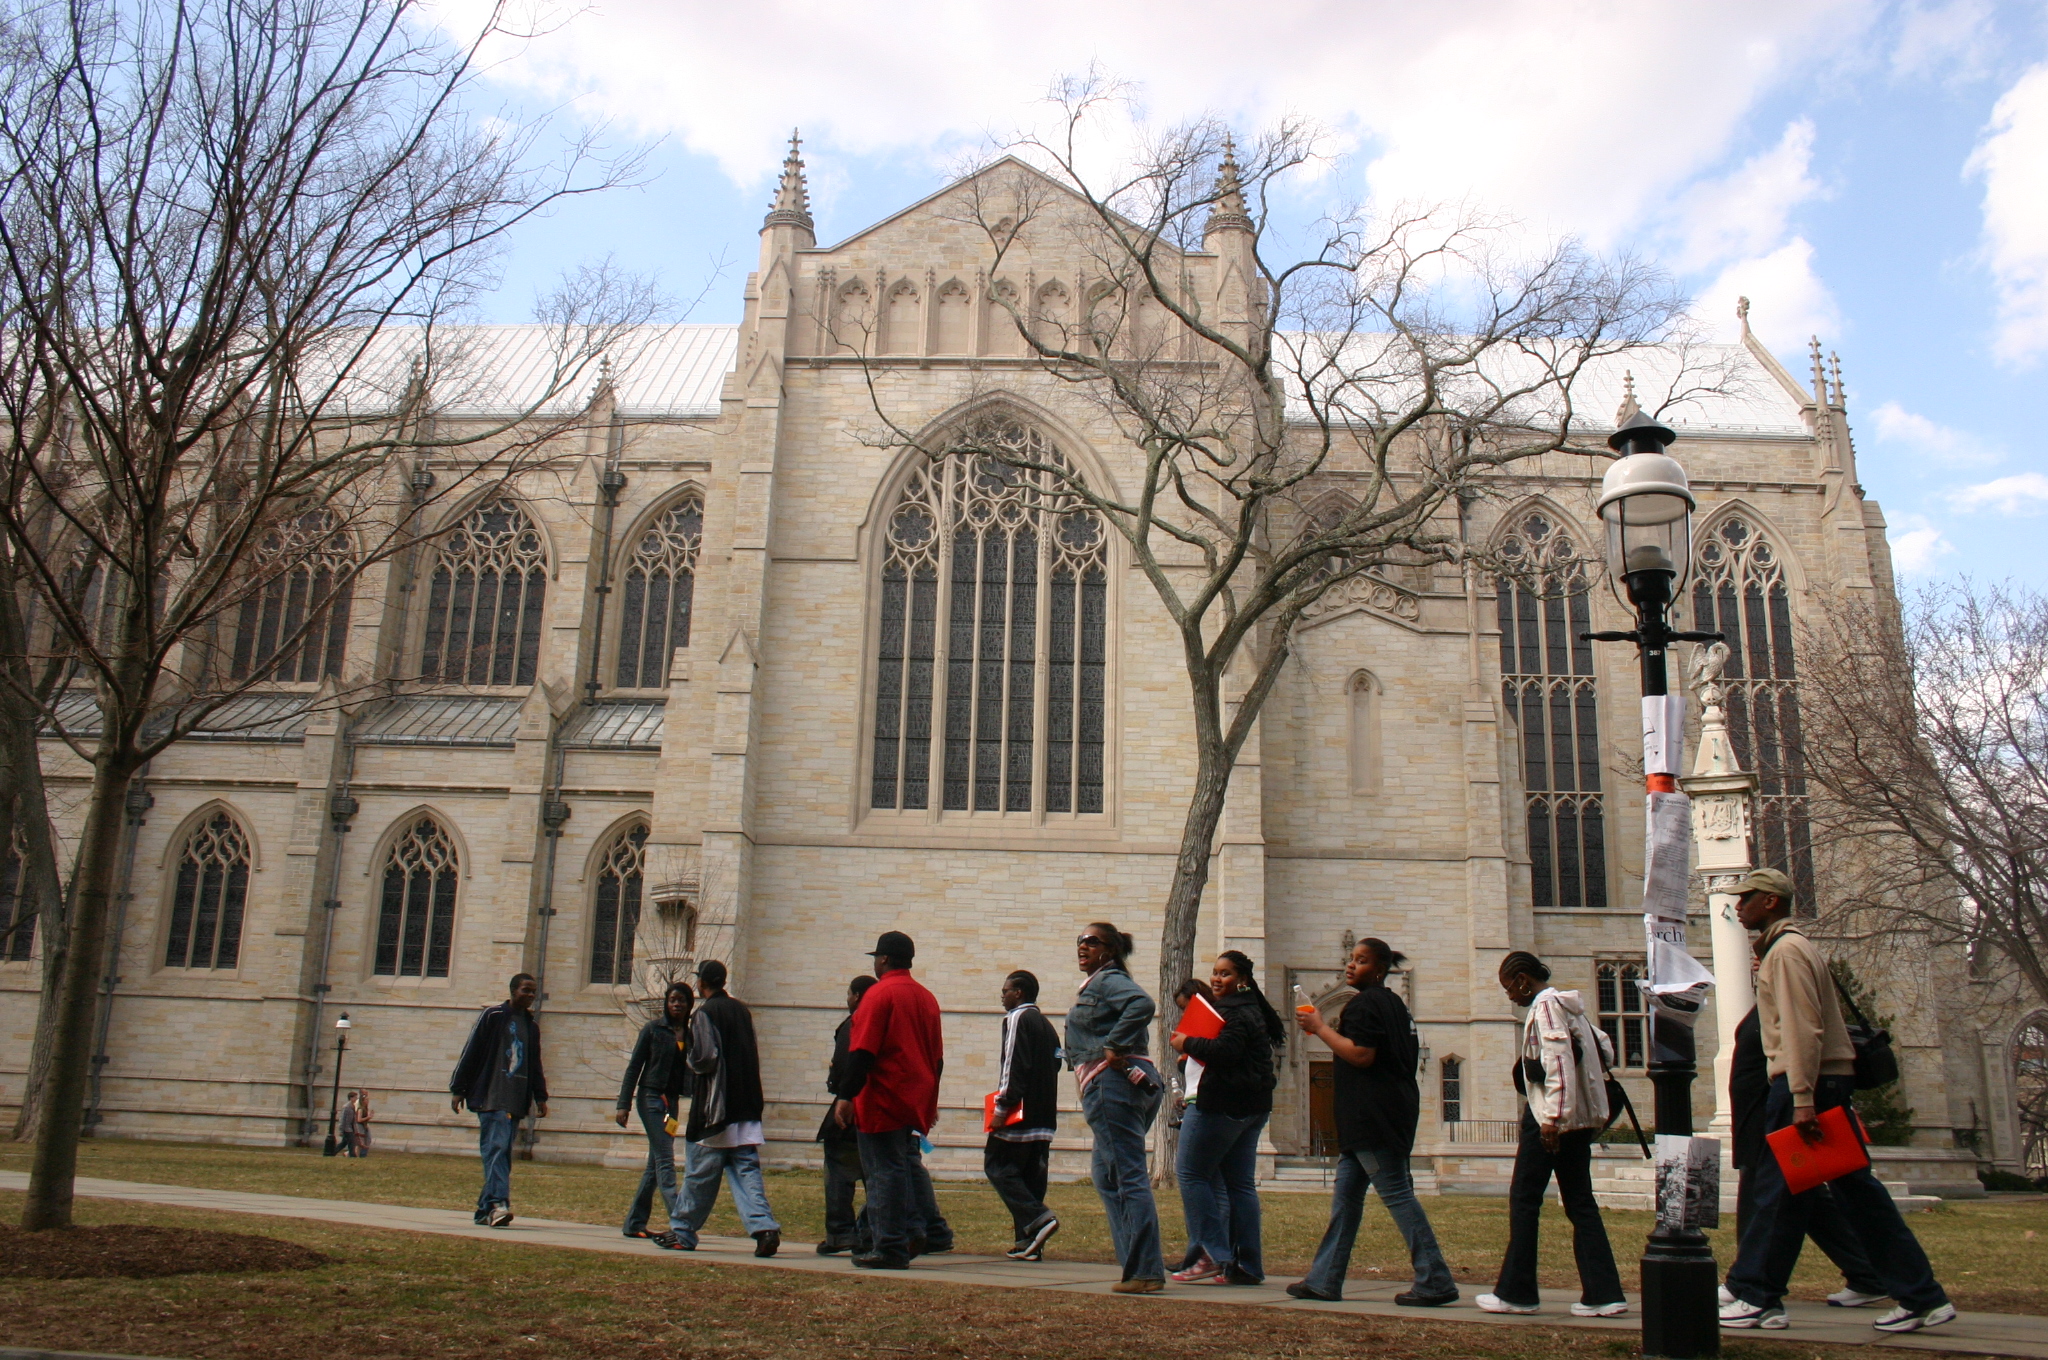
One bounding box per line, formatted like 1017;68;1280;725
763;129;813;234
1204;135;1254;239
1808;336;1828;406
1828;351;1845;408
1615;370;1641;426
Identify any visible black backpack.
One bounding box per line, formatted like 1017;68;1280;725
1833;976;1900;1091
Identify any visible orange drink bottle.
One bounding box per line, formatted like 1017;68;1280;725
1293;984;1316;1018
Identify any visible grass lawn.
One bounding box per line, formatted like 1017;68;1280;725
3;1137;2045;1317
0;1191;1930;1360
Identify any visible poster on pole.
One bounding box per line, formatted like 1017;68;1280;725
1655;1134;1721;1232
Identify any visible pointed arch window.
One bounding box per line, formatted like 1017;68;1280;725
589;822;648;985
164;812;251;970
615;498;702;688
1497;512;1607;908
870;421;1109;816
935;280;972;354
375;815;459;978
420;500;547;687
1692;514;1814;909
231;510;354;683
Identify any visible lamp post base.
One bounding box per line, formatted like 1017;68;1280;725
321;1135;338;1157
1641;1228;1719;1357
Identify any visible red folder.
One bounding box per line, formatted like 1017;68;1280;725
983;1091;1026;1133
1174;992;1226;1041
1766;1104;1870;1195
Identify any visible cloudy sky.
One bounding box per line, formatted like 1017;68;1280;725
433;0;2046;588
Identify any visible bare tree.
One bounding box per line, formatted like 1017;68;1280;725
857;76;1731;1019
1800;581;2048;1015
0;0;658;1228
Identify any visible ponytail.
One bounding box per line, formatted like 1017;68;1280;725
1219;949;1287;1047
1085;921;1136;965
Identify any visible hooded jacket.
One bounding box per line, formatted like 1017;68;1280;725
1753;918;1856;1104
1178;989;1279;1120
1517;987;1613;1132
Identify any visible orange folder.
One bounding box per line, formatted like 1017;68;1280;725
1174;992;1226;1041
983;1091;1026;1133
1766;1104;1870;1195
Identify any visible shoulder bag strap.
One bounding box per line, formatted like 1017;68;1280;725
1832;974;1873;1029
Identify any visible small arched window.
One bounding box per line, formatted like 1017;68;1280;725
615;498;703;688
1348;671;1381;796
934;280;972;354
883;279;921;355
870;421;1109;815
1692;514;1813;909
589;822;648;985
231;510;354;682
165;812;251;970
1496;513;1606;909
1597;961;1648;1069
1439;1057;1462;1123
375;814;459;978
420;500;548;687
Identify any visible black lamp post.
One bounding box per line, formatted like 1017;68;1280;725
1584;410;1723;1359
321;1012;352;1157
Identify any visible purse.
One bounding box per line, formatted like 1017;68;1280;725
1832;976;1900;1091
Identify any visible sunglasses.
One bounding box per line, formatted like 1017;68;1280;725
1076;935;1111;949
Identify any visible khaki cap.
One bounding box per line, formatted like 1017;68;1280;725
1729;868;1796;900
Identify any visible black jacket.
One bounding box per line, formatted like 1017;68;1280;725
617;1016;694;1111
449;1002;548;1117
1180;990;1279;1119
685;993;765;1142
1730;1006;1770;1170
993;1003;1060;1134
817;1014;860;1143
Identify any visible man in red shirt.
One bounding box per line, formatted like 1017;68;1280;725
834;930;954;1269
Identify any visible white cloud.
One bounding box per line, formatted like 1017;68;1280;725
1891;0;1996;81
1948;471;2048;514
1695;239;1840;349
1867;400;2000;467
1966;61;2048;367
1670;121;1823;272
1887;515;1957;573
428;0;1865;247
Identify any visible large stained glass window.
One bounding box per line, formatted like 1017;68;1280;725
375;815;459;978
420;501;547;687
589;822;648;986
615;498;702;688
164;812;251;970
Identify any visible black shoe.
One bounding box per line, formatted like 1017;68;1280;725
753;1229;781;1258
907;1235;928;1258
816;1238;857;1256
852;1251;910;1270
1397;1288;1460;1307
1009;1216;1059;1261
624;1228;656;1239
1288;1282;1341;1302
923;1238;954;1255
1222;1266;1263;1286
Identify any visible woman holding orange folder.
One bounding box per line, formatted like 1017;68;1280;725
1168;951;1283;1285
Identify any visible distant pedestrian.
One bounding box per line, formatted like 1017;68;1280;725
987;969;1060;1261
843;931;955;1270
1287;937;1456;1306
673;959;782;1258
352;1091;373;1157
1475;951;1627;1317
449;972;549;1228
338;1091;362;1158
1719;870;1954;1334
615;982;695;1243
1066;921;1166;1294
1168;951;1281;1286
817;974;877;1256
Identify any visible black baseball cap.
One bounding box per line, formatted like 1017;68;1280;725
867;930;916;962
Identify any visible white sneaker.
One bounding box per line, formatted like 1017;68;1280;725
1571;1301;1628;1317
1170;1252;1221;1284
1717;1284;1734;1306
1476;1294;1539;1315
1873;1303;1957;1333
1719;1299;1788;1329
1827;1287;1887;1308
486;1203;514;1228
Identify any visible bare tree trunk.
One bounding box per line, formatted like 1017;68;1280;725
21;755;135;1229
1157;745;1231;1019
6;729;67;1144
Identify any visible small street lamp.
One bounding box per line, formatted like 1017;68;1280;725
1585;409;1724;1359
321;1013;353;1157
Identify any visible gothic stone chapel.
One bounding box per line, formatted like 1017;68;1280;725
0;139;2025;1194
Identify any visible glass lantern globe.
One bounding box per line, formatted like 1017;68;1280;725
1597;417;1695;610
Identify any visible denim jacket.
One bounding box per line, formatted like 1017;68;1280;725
1062;964;1156;1069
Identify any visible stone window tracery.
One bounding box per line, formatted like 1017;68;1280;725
1597;960;1648;1069
883;279;921;355
589;821;647;986
420;500;548;688
1691;514;1814;910
870;422;1109;816
1497;513;1607;909
935;280;972;354
1439;1057;1462;1123
374;814;458;978
230;510;353;683
164;812;251;970
615;497;702;688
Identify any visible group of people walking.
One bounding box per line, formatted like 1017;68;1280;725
443;877;1953;1329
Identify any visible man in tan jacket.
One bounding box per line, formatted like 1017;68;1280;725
1719;870;1954;1335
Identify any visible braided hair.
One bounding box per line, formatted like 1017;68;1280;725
1499;950;1552;984
1218;950;1288;1047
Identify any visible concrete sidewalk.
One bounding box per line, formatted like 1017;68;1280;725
6;1171;2045;1358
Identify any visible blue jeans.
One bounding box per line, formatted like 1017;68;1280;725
1302;1145;1455;1298
857;1127;954;1260
1727;1075;1948;1313
624;1092;683;1235
1081;1061;1167;1282
473;1110;516;1219
1176;1106;1266;1279
671;1142;780;1247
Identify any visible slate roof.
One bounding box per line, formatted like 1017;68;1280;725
558;699;665;752
348;695;524;748
41;690;317;743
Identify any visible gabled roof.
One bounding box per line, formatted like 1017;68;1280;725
815;155;1177;257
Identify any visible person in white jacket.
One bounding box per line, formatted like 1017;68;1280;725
1477;951;1629;1317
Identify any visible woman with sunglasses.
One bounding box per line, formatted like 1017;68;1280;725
1066;921;1167;1292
